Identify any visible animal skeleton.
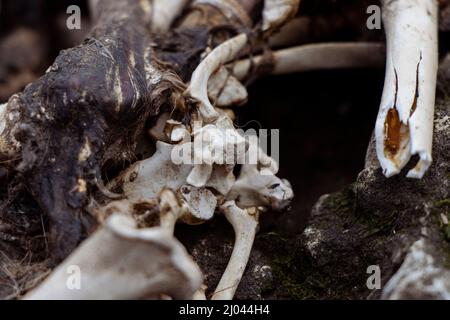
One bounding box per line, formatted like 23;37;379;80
1;0;438;300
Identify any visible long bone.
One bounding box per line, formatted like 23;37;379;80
212;201;258;300
232;42;385;80
375;0;438;178
211;140;293;300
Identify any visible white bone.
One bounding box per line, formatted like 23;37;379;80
151;0;190;32
186;116;246;187
109;141;193;201
24;214;203;300
185;34;248;122
177;185;217;225
227;164;293;210
0;103;7;136
227;134;293;210
262;0;300;32
376;0;438;178
208;66;248;108
212;201;258;300
206;164;235;195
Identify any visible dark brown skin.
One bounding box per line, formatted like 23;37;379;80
4;0;171;263
1;0;263;264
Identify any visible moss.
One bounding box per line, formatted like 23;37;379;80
360;210;399;239
433;198;450;242
323;186;355;216
271;254;322;299
435;199;450;210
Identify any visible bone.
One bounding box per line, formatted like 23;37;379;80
24;214;203;300
212;201;258;300
262;0;301;32
232;42;386;80
0;103;7;135
184;34;248;122
227;162;293;210
159;187;217;234
227;135;293;210
109;141;193;201
151;0;190;32
186;115;246;187
208;66;248;108
375;0;438;178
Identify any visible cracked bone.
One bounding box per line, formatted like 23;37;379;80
212;201;259;300
184;34;248;122
375;0;438;178
24;214;203;300
262;0;301;32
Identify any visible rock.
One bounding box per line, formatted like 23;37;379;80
382;238;450;299
286;55;450;299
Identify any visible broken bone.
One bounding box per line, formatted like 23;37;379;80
375;0;438;178
212;201;258;300
184;33;248;122
24;214;203;300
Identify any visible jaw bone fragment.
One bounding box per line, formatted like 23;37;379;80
212;201;259;300
24;214;203;300
262;0;301;32
184;34;248;122
376;0;438;178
